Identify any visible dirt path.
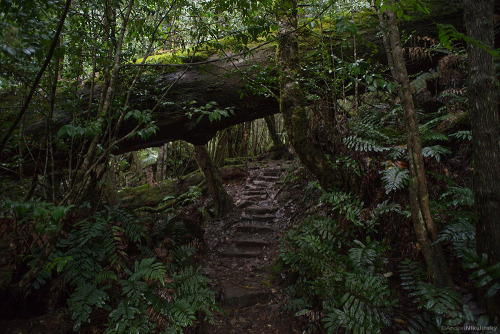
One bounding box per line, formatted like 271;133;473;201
199;160;304;334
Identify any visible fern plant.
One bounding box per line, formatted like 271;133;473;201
322;272;395;334
280;214;396;333
25;205;218;333
380;164;409;194
399;259;474;333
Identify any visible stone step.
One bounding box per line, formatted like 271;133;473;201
263;169;281;176
219;248;262;258
252;180;271;187
237;200;254;209
223;286;270;307
235;224;273;234
245;206;278;215
255;175;280;182
240;195;267;201
233;237;270;248
242;189;266;196
241;213;275;222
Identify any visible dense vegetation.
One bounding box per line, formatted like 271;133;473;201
1;0;499;332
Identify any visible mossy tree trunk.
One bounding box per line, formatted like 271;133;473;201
194;144;232;216
276;0;343;188
265;115;284;148
464;0;500;319
380;1;453;287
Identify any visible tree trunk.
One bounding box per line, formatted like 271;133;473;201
276;0;345;188
381;2;453;287
464;0;500;318
194;145;232;216
265;115;284;148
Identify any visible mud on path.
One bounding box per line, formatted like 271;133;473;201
199;160;305;334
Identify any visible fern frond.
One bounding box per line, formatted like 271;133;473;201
380;166;409;194
451;130;471;141
323;272;395;334
421;145;451;163
344;135;389;153
69;283;110;331
440;186;474;208
348;238;388;275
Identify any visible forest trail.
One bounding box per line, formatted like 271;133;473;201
199;160;303;334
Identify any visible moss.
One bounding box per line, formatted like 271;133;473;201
117;182;178;209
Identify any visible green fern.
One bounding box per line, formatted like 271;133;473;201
322;272;395;334
468;255;500;299
344;135;389;152
451;130;471;141
421;145;451;163
380;165;409;194
69;283;110;331
366;200;402;231
348;238;389;275
399;259;473;331
440;186;474;208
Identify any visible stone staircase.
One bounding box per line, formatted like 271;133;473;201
200;161;302;333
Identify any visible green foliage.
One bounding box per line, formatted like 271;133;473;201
451;130;472;141
344;135;389;153
468;256;500;299
400;259;474;332
186;101;235;123
280;213;396;333
421;145;451;163
322;272;395;334
380;164;409;194
18;205;218;333
69;284;111;331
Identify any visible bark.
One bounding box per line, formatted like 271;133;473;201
194;145;232;216
381;2;453;287
464;0;500;318
265;115;284;148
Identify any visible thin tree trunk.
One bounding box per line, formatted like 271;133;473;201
380;2;452;287
194;145;232;216
464;0;500;318
265;115;284;148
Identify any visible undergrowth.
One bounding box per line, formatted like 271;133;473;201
1;195;218;333
278;86;499;332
